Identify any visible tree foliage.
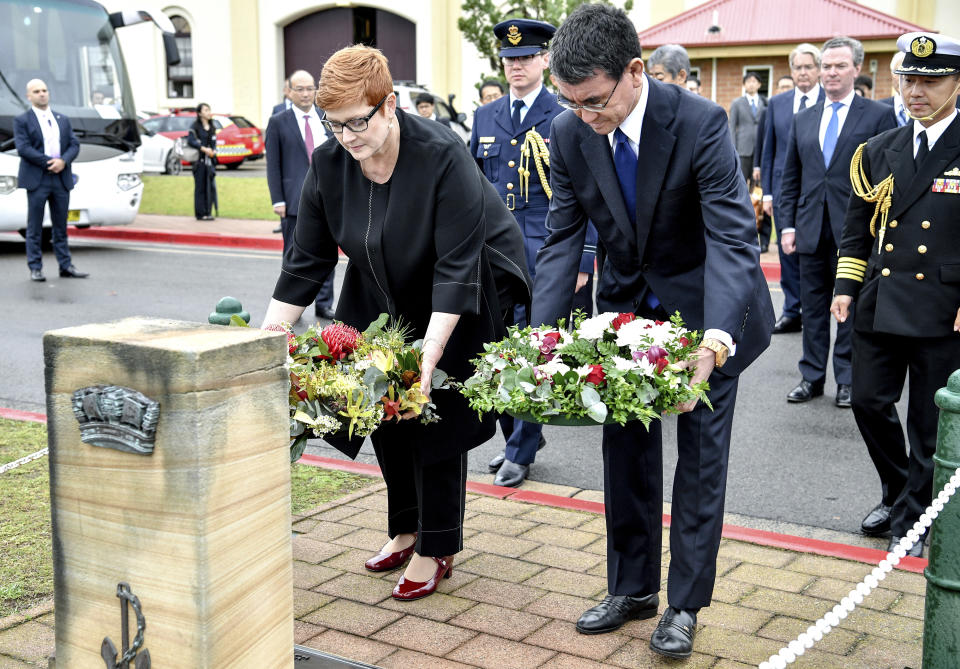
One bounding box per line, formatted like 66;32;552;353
457;0;635;75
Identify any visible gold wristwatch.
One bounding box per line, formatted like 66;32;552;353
701;338;729;368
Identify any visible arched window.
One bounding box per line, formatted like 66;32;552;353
167;15;193;98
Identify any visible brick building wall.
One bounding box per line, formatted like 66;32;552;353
690;51;898;111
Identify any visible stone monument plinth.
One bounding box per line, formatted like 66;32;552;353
44;317;292;668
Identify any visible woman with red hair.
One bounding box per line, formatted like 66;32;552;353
263;45;529;601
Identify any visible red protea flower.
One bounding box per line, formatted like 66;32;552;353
611;312;636;331
320;323;361;360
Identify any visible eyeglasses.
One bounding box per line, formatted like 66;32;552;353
292;86;317;94
502;52;543;67
321;95;389;134
556;76;621;112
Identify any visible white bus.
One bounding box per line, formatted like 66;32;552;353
0;0;178;241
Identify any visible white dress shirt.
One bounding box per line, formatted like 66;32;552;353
818;89;856;150
793;84;821;114
893;94;909;127
273;106;324;208
609;75;734;355
508;85;544;126
32;106;61;158
913;108;958;157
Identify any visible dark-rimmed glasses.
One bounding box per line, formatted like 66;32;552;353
321;94;389;134
557;76;621;112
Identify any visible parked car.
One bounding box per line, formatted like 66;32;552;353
393;81;470;143
137;122;180;175
140;110;264;169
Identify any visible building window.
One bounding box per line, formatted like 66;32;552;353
743;65;773;99
167;15;193;99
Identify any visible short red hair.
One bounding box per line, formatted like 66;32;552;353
317;45;393;111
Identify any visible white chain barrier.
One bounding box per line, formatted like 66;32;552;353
759;466;960;669
0;448;48;475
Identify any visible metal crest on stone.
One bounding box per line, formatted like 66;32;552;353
72;385;160;455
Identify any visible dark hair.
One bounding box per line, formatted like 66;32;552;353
479;79;504;97
777;74;794;85
550;3;642;84
195;102;210;114
822;36;864;67
854;74;873;90
415;92;434;106
687;76;701;86
742;72;761;85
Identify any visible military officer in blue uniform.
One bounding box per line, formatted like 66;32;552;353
832;31;960;557
470;18;597;487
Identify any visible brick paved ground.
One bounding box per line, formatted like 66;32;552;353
0;479;925;667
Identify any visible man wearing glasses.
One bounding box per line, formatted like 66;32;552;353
265;69;336;320
471;18;597;488
531;4;773;658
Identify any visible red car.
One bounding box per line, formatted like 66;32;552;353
141;110;264;169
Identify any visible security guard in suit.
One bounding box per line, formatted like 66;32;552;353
470;18;597;487
832;31;960;557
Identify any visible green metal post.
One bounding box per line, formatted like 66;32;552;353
923;369;960;668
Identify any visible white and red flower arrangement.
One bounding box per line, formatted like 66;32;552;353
461;311;710;428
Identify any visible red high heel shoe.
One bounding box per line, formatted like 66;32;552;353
391;556;453;600
364;541;416;572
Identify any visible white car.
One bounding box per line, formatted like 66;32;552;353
137;123;180;175
393;81;470;143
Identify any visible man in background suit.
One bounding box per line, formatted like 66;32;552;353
533;4;773;657
832;31;960;553
879;52;910;127
471;18;596;487
265;69;335;320
271;78;292;117
646;44;691;85
762;43;826;334
730;72;767;185
752;76;795;252
779;36;897;407
13;79;87;282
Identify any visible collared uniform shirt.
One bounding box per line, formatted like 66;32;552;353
508;85;544;127
913;109;957;157
32;106;61;158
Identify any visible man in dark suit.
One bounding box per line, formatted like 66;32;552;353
832;31;960;555
13;79;87;282
533;5;773;657
271;78;292;117
762;44;826;334
729;72;767;185
752;76;795;253
265;69;335;320
779;36;897;408
470;18;596;487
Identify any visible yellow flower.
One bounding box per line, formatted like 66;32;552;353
398;382;430;416
370;348;395;374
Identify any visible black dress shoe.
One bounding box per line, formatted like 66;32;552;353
860;502;892;536
315;307;336;320
835;384;852;408
494;460;529;487
488;435;547;473
759;242;769;253
59;265;89;278
888;535;924;558
787;380;823;403
650;607;697;658
576;594;659;634
30;269;45;282
272;226;282;234
773;314;802;334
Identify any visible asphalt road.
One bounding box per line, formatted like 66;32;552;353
0;235;900;545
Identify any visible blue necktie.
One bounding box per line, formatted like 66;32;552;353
750;98;757;119
512;99;524;132
822;101;843;167
614;128;660;310
798;95;808;111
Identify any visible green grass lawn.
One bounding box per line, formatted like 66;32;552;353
0;418;374;619
139;174;275;220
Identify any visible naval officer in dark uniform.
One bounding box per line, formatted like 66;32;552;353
832;31;960;557
470;18;597;487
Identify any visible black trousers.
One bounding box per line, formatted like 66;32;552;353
192;160;215;218
851;330;960;535
372;433;468;557
797;214;853;386
282;215;335;310
603;370;740;610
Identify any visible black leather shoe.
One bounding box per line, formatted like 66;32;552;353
787;380;823;403
888;535;924;558
759;242;769;253
576;594;659;634
773;314;802;334
315;307;336;320
30;269;45;282
650;607;697;658
860;502;892;536
488;435;546;473
835;384;852;408
272;226;282;234
494;460;529;487
59;265;89;278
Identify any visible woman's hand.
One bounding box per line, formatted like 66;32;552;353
398;312;460;420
